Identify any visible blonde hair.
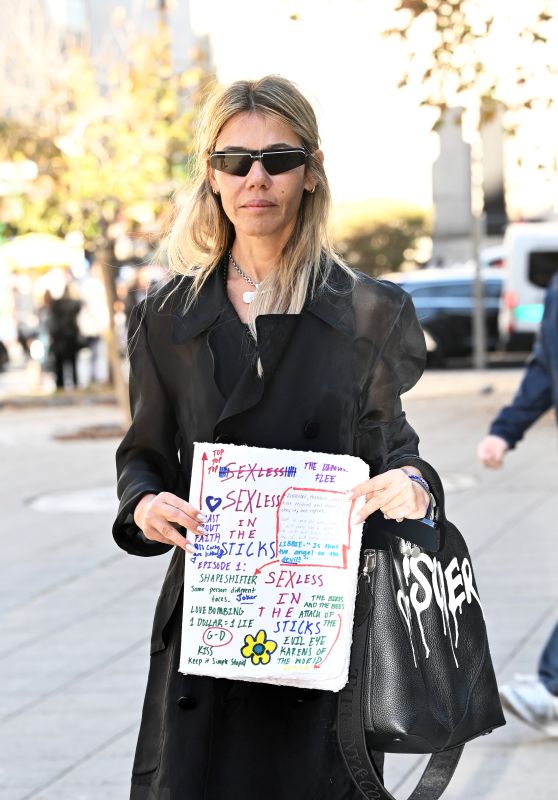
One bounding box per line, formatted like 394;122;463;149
165;75;353;333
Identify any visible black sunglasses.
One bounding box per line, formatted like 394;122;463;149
209;148;307;177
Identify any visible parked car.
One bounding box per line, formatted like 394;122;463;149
384;266;504;366
478;244;505;269
498;222;558;350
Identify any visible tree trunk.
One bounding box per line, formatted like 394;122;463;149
470;108;487;370
98;249;131;427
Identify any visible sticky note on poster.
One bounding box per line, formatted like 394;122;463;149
179;443;369;691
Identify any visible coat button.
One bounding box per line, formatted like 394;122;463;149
177;695;197;710
215;433;234;444
303;421;320;439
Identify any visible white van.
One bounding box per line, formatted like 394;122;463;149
499;222;558;350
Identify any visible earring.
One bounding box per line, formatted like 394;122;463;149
211;186;219;195
308;186;316;194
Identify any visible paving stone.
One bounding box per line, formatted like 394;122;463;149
1;378;557;799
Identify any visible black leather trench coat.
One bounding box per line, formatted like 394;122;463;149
113;263;437;800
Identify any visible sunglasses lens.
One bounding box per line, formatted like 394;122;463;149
210;153;252;176
210;150;306;176
262;150;306;175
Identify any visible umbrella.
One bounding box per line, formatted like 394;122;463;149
0;233;84;271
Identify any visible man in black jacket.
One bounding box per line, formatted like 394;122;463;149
477;274;558;737
48;283;82;390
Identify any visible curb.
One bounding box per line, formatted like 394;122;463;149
0;393;118;410
408;368;523;399
0;370;525;408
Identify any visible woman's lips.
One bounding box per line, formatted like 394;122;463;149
242;200;275;208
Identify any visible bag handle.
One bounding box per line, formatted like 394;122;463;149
337;588;463;800
379;516;440;553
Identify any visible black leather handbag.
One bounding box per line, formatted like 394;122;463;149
337;470;505;800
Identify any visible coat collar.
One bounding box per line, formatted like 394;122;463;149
170;270;228;344
305;266;355;337
170;259;355;345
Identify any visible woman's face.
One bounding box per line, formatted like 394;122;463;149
209;112;316;248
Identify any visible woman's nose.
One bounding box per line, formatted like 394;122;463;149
245;158;270;187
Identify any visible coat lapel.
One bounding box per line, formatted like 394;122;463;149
169;262;356;437
213;312;301;434
170;269;227;345
304;266;356;338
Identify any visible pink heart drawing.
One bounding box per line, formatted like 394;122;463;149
205;496;222;512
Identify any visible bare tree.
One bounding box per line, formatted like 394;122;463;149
385;0;558;367
0;0;83;125
1;4;210;420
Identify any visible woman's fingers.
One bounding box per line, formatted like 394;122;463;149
148;493;204;533
351;470;429;523
144;524;192;552
356;486;399;521
351;471;404;521
136;492;206;551
384;480;430;519
378;488;408;517
160;497;206;535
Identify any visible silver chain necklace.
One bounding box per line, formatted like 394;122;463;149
228;251;260;303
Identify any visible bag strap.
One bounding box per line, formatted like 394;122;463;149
380;516;440;553
337;587;464;800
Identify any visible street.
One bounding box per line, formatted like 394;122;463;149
1;368;557;799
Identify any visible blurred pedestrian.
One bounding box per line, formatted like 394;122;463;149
123;267;157;326
33;289;54;374
78;261;109;384
48;281;82;390
13;275;38;358
0;339;8;371
477;273;558;737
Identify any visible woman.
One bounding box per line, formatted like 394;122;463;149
114;75;437;800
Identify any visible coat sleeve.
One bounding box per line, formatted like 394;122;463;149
356;291;442;497
112;303;183;557
489;338;552;448
489;284;555;449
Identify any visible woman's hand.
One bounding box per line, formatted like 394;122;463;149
350;468;430;524
477;435;509;469
133;492;207;552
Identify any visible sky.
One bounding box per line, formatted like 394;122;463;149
40;0;558;219
190;0;437;210
44;0;87;31
189;0;558;221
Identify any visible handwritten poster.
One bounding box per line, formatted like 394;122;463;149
179;443;369;691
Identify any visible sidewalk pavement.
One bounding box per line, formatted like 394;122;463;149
0;352;116;409
0;354;526;407
0;369;556;800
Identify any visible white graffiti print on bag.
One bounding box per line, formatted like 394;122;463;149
395;545;483;668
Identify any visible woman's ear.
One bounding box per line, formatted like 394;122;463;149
304;149;324;193
209;174;219;195
207;161;219;195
